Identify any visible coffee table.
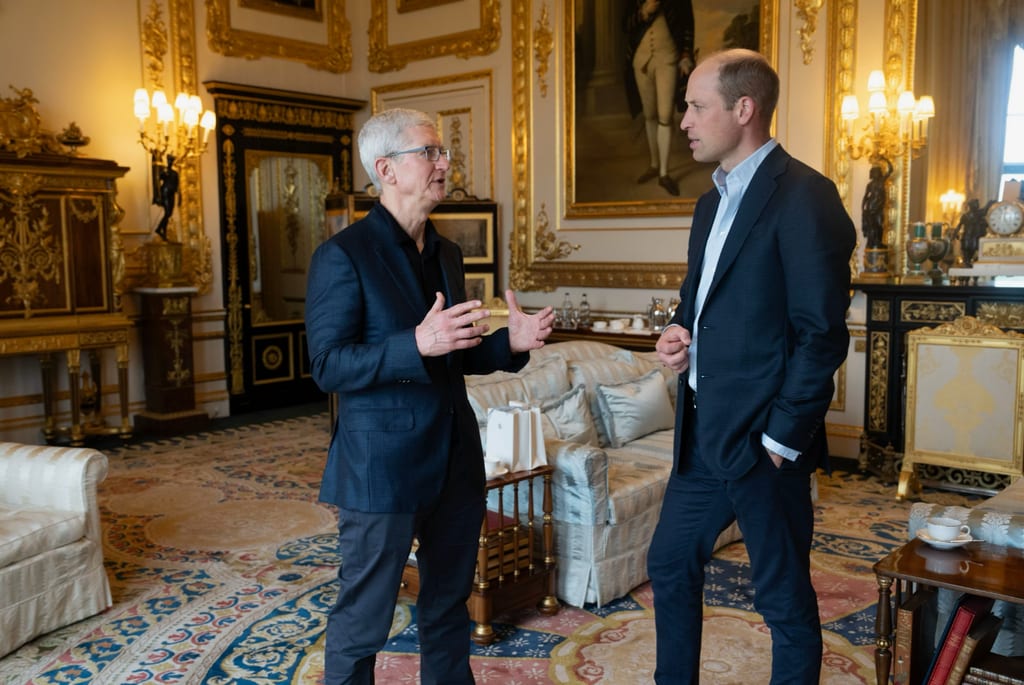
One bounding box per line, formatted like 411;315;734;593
872;537;1024;685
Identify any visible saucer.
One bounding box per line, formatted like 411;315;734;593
916;529;972;549
485;466;508;480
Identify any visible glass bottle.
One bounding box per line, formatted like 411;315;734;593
577;293;592;327
560;292;577;329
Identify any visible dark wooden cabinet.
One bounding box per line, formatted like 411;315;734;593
0;153;132;444
857;281;1024;483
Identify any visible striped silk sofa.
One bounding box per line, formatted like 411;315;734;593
0;442;111;657
465;339;743;607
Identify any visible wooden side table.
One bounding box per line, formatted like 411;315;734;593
873;538;1024;685
401;465;560;645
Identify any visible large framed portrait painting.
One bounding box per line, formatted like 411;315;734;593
567;0;770;218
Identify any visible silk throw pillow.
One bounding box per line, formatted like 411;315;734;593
539;384;599;446
596;369;675;448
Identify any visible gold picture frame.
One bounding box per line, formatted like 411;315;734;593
397;0;459;12
368;0;500;72
899;317;1024;498
239;0;323;21
206;0;352;73
465;272;495;302
565;1;775;219
432;211;496;265
509;0;778;292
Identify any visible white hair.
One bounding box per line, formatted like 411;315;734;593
357;108;436;190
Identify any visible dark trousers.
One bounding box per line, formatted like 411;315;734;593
323;492;484;685
647;397;821;684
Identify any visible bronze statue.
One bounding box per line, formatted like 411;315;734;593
953;198;996;266
861;157;893;248
153;154;179;241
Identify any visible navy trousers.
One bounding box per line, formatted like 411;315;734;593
323;491;484;685
647;401;821;684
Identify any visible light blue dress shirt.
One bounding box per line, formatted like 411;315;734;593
685;138;799;461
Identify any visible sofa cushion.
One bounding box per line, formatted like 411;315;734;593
540;384;599;446
520;355;572;405
568;357;650;446
597;370;676;448
0;505;85;567
634;351;679;408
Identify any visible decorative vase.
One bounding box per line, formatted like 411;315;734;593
926;222;949;285
905;222;931;283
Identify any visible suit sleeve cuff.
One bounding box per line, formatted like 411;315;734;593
762;434;800;462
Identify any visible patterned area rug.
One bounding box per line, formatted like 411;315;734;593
0;413;977;684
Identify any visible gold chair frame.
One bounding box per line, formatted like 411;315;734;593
899;316;1024;498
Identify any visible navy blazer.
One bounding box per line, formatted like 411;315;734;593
305;203;527;513
671;145;856;479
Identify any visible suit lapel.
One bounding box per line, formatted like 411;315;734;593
704;146;789;300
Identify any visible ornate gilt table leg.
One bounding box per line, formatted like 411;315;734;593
116;341;131;438
39;353;57;441
66;348;84;446
874;574;893;685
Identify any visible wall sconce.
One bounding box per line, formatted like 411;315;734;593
940;189;966;224
840;70;934;278
133;88;215;243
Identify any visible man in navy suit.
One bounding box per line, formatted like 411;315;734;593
305;108;554;685
647;50;855;683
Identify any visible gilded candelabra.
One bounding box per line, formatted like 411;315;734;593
133;88;215;286
133;88;215;240
841;70;934;278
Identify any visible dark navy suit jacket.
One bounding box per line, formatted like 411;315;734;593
671;145;856;479
305;203;527;513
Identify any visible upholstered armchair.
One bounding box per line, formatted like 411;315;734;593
0;442;111;657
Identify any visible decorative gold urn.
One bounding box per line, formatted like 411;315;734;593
142;240;188;288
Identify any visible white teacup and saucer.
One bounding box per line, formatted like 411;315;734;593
915;516;972;550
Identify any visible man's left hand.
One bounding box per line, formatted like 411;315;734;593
506;290;555;353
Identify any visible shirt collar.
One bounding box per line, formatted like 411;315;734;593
374;202;441;257
712;138;779;197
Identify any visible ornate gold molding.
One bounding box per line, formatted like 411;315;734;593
923;315;1024;340
976;301;1024;330
0;173;61;315
868;331;890;432
533;204;578;260
825;0;856;205
900;299;964;323
795;0;825;65
871;299;891;322
368;0;500;72
206;0;352;73
533;3;553;97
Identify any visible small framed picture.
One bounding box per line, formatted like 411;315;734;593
464;272;494;303
431;211;494;264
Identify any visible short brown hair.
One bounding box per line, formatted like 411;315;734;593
714;49;779;129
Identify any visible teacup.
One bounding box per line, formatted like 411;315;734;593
484;457;507;479
926;516;971;542
609;320;626;331
631;316;646;330
592;320;608;331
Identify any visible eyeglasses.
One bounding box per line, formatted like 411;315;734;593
387;145;451;162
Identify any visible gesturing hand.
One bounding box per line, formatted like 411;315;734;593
655;325;691;373
506;290;555;354
416;292;489;357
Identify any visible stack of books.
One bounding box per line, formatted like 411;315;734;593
895;590;1020;685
